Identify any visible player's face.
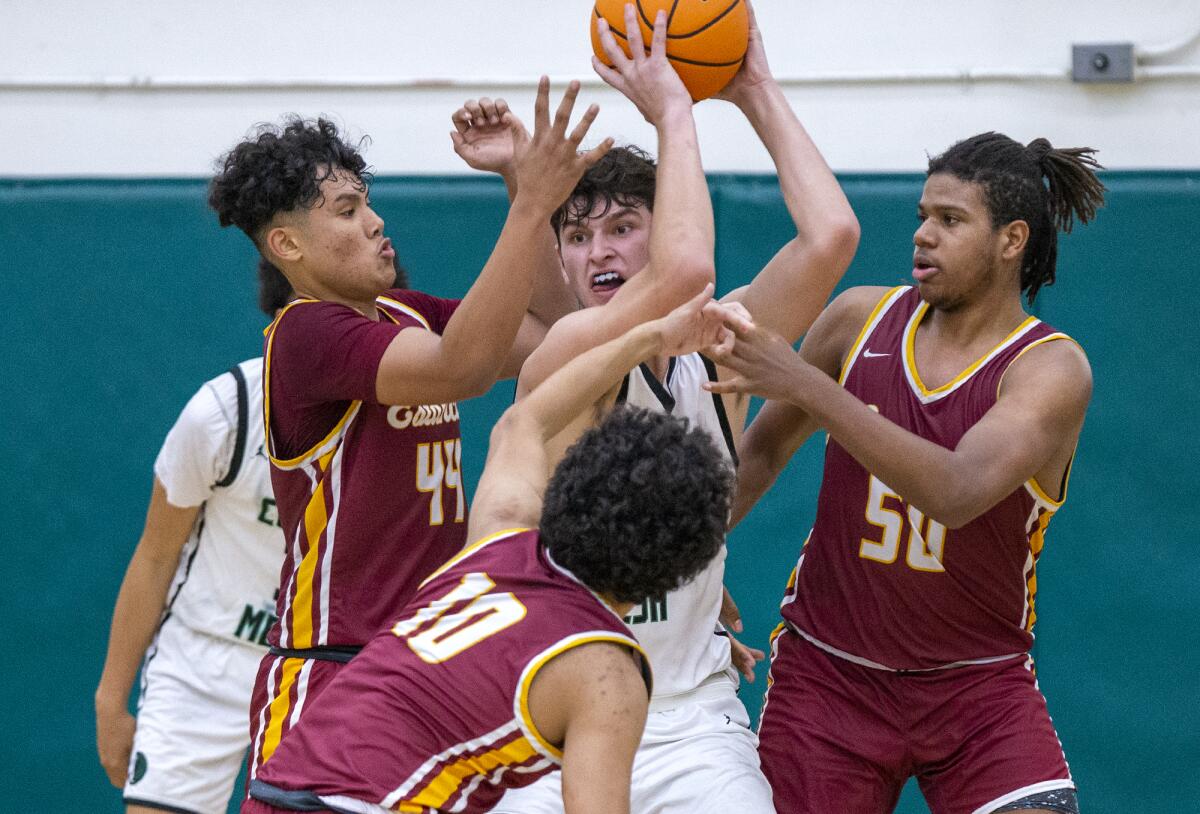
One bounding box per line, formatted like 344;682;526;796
557;200;652;308
912;174;1006;311
293;172;397;301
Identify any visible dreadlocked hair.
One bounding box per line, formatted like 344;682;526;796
927;132;1105;303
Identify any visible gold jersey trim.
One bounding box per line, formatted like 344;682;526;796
838;286;909;386
513;631;650;763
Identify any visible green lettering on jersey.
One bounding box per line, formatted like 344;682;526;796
258;497;282;528
235;606;267;641
624;594;667;625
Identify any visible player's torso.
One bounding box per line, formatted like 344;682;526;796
254;529;647;813
265;296;468;649
168;358;285;648
786;286;1074;670
617;353;738;696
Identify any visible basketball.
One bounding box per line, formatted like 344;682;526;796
591;0;749;102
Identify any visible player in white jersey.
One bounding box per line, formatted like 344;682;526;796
95;260;292;814
484;5;860;812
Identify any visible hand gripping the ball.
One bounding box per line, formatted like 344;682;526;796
592;5;694;124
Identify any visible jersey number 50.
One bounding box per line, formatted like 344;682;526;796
392;572;527;663
860;475;947;572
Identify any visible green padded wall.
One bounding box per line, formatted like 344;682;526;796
1;172;1195;812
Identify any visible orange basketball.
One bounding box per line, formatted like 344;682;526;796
591;0;749;102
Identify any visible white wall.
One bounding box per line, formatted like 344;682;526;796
2;0;1197;176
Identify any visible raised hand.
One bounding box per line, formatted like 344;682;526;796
511;76;613;212
653;284;753;358
704;315;810;403
714;0;775;106
450;97;528;176
592;4;693;123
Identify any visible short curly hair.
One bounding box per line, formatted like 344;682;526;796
550;145;656;236
541;406;733;605
208;117;372;247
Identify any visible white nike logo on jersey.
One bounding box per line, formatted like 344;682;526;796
863;349;890;358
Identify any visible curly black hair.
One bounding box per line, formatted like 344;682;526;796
540;406;733;605
551;145;656;236
208;117;372;248
927;132;1105;303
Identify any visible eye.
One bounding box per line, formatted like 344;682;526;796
942;214;958;226
341;208;355;218
567;232;587;245
615;223;633;235
916;214;928;223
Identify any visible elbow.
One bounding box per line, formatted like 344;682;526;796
660;253;716;302
810;217;861;277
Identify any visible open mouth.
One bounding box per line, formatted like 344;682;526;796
591;270;624;292
912;256;938;282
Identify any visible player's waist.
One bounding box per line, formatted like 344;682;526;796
784;621;1025;674
647;669;738;712
269;644;363;664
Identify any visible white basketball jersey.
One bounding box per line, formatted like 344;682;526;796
154;358;284;648
616;353;737;697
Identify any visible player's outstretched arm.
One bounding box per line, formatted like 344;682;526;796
375;78;613;406
709;295;1093;528
716;0;859;344
94;479;199;787
469;285;744;542
518;7;715;396
449;96;579;375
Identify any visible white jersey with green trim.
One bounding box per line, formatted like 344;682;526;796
616;352;738;697
154;358;285;648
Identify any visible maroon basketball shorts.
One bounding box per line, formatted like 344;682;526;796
246;653;346;780
757;627;1074;814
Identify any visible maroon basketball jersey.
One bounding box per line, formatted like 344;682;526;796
250;528;650;813
263;290;466;649
782;286;1077;670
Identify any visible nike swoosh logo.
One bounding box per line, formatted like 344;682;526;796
863;350;890;358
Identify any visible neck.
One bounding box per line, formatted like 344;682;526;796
645;352;671;382
922;286;1028;345
293;283;380;321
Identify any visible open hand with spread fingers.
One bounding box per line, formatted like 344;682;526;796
511;76;613;212
592;4;693;124
450;96;526;177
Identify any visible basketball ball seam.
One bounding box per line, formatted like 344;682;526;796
595;9;746;67
634;0;743;40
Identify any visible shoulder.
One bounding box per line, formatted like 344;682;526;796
801;286;901;375
825;285;905;326
380;289;460;331
1001;333;1092;403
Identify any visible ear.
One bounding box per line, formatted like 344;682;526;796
999;219;1030;262
265;225;303;265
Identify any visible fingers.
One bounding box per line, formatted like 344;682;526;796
451;106;472;136
596;16;633;69
579;136;615;168
552;80;582;136
702;375;746;396
625;4;648;63
648;8;669;60
533;75;551;132
568;101;601;144
591;55;627;94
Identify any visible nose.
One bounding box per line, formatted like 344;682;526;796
588;231;613;262
913;219;935;248
366;205;384;237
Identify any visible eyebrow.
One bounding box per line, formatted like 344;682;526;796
331;191;364;205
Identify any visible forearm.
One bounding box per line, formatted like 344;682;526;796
437;198;554;389
729;402;816;528
521;322;660;442
647;106;715;293
737;83;857;246
780;364;983;526
95;549;177;711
